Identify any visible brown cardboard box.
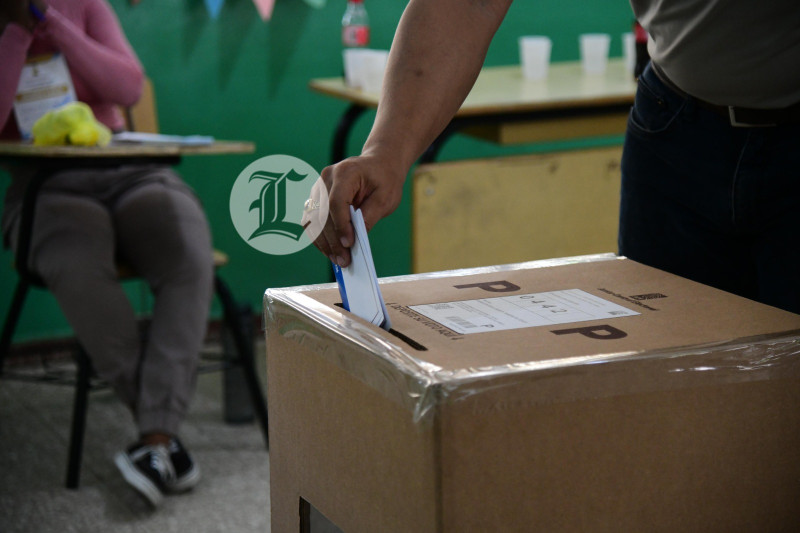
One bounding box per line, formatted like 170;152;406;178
264;255;800;533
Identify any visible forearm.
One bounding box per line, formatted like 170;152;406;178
363;0;511;171
315;0;510;265
42;2;143;106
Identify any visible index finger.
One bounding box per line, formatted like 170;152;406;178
317;163;357;266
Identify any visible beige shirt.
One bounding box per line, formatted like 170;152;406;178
630;0;800;108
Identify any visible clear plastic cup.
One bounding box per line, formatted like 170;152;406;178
343;48;367;89
519;36;552;81
622;32;635;75
343;48;388;92
360;50;389;93
579;33;611;75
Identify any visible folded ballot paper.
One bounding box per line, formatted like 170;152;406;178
332;206;392;331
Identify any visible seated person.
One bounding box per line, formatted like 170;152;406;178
1;0;213;507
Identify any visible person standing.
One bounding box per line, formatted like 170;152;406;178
312;0;800;315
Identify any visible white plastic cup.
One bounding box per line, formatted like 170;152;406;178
343;48;389;92
622;32;635;74
343;48;368;89
579;33;611;75
518;36;552;80
360;49;390;93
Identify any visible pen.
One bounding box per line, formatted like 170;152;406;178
28;2;46;23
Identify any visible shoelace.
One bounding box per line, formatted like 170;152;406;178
133;445;176;482
150;448;175;482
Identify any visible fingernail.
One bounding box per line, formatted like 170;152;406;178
340;236;350;248
335;256;346;267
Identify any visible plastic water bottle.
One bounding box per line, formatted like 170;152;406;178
342;0;370;49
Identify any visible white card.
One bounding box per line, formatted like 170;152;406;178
332;206;391;330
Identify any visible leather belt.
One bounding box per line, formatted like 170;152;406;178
651;63;800;127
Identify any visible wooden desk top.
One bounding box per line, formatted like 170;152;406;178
0;140;255;159
309;59;637;117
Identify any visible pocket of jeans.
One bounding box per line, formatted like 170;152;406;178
628;73;686;135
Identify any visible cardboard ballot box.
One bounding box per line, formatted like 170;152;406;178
264;255;800;533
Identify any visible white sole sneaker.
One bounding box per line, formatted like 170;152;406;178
169;464;201;493
114;451;164;507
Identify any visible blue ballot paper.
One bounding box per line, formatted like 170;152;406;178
332;206;391;331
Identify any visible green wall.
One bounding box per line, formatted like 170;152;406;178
0;0;634;342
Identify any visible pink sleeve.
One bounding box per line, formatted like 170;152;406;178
0;24;34;132
41;0;144;107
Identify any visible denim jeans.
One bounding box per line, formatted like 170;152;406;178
619;63;800;314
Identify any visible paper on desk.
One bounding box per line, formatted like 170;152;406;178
332;206;391;331
111;132;214;145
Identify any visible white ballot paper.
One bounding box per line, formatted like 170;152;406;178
13;54;76;140
332;206;391;330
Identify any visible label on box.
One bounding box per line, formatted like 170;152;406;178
409;289;639;335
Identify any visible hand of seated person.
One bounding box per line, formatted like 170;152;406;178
0;0;46;33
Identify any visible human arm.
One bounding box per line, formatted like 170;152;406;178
0;0;41;129
315;0;512;267
40;0;143;106
0;0;39;33
1;0;143;132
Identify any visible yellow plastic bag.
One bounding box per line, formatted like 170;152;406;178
31;102;111;147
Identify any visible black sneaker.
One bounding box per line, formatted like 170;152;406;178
114;443;175;507
166;438;201;493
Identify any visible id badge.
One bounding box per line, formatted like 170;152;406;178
13;53;76;139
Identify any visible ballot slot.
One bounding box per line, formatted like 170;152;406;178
333;302;428;351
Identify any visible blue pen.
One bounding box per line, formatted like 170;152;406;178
28;3;46;22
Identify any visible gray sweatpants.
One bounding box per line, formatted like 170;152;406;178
5;165;213;436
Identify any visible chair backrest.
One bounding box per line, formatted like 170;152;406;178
123;77;159;133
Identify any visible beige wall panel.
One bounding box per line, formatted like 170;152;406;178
412;146;623;273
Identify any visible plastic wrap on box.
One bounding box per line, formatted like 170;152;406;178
264;254;800;425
